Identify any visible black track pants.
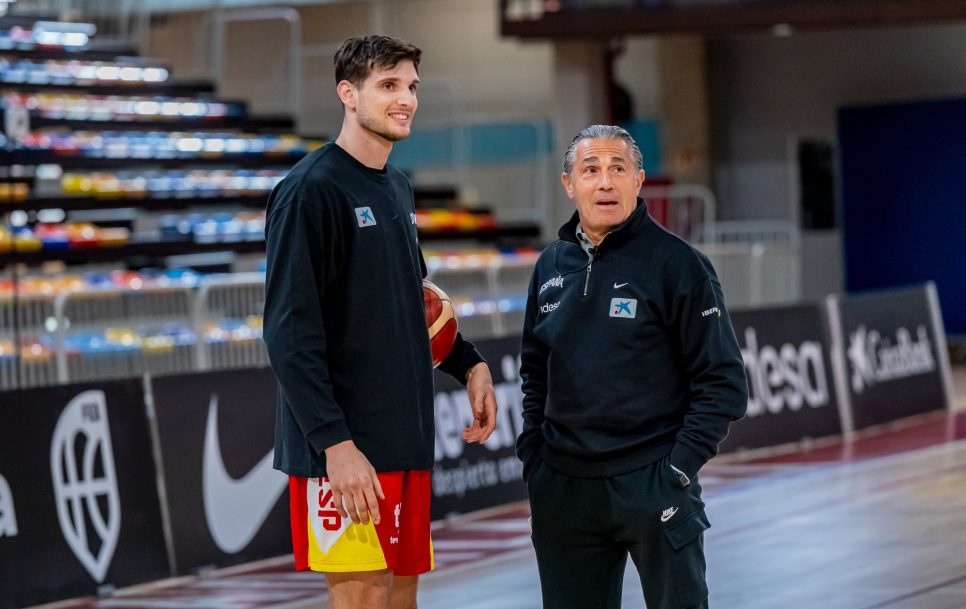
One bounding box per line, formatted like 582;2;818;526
527;456;711;609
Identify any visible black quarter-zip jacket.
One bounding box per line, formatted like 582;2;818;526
517;200;748;479
263;143;483;477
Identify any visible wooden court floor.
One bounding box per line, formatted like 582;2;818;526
417;411;966;609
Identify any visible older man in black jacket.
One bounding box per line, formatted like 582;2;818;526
517;124;748;609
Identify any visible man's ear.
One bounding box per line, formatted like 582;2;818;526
336;80;356;109
561;172;575;200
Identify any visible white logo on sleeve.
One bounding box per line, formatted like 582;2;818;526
355;206;377;227
51;390;120;583
701;307;720;318
610;298;637;318
204;395;288;554
539;301;560;314
539;276;564;294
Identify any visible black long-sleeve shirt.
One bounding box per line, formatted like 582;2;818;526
263;143;483;477
516;200;747;479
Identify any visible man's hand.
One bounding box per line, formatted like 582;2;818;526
463;362;497;444
323;440;385;525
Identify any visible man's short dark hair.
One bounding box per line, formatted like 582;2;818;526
334;35;421;86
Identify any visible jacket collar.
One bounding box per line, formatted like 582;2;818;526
558;198;649;249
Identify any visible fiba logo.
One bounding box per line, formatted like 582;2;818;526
50;390;121;583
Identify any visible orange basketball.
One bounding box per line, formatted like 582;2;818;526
423;279;458;368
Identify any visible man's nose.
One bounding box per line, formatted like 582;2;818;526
398;89;416;107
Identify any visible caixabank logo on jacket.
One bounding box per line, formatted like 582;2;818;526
847;325;935;394
50;390;121;583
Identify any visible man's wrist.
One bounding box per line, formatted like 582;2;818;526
465;362;485;382
324;439;354;457
669;442;704;483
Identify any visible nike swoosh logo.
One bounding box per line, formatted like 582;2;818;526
614;282;629;289
203;395;287;554
660;507;679;523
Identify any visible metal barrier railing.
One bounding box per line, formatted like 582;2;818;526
640;186;801;309
697;220;802;309
53;285;197;384
0;291;58;390
0;257;537;389
193;272;268;371
641;183;717;244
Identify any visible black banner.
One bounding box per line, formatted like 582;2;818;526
836;285;948;429
720;304;843;453
0;380;169;609
431;336;527;520
150;368;288;574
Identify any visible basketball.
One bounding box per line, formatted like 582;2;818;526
423;279;458;368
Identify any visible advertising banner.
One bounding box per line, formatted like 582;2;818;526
720;304;843;453
431;336;527;520
0;380;169;609
833;284;952;429
150;368;289;574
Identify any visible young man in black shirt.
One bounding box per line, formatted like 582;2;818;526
263;35;497;609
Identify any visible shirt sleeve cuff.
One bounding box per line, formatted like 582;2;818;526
670;442;706;480
438;333;485;386
306;419;353;455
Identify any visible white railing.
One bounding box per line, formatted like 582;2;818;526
193;272;268;371
641;183;717;244
0;256;537;389
0;291;59;390
641;184;802;309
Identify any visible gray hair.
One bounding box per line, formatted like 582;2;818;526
563;124;643;175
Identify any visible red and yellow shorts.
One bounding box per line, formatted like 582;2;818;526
288;470;434;576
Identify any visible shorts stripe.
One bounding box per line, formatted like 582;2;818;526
288;477;310;571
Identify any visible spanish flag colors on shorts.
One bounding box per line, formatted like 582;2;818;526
289;470;434;576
